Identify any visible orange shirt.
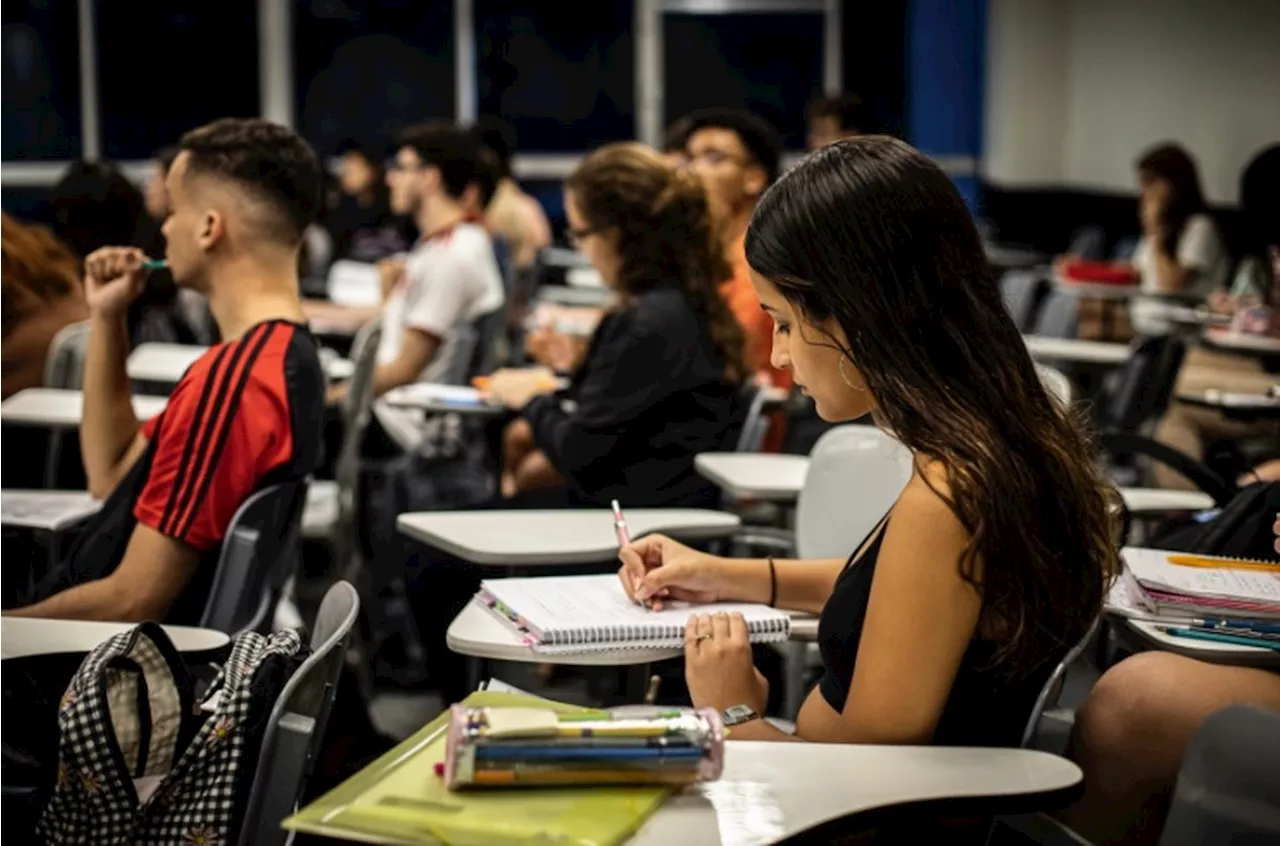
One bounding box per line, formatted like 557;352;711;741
720;235;793;390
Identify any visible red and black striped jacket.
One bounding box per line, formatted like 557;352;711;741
41;319;324;624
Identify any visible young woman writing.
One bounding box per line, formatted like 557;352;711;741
619;137;1118;747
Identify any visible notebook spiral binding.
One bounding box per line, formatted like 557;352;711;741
534;617;792;654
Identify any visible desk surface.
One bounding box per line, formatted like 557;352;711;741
1119;487;1216;514
1023;335;1130;366
447;599;681;665
1201;328;1280;355
380;383;507;417
1176;390;1280;420
397;508;741;566
1;388;167;427
695;453;809;502
129;342;354;384
633;741;1081;844
1;490;102;530
1051;277;1140;300
1;617;230;659
1126;620;1280;668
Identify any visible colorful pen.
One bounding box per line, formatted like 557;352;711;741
1166;553;1280;572
1197;617;1280;636
140;258;167;270
1158;626;1280;651
613;499;647;610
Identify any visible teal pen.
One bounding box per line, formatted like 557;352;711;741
1197;617;1280;636
140;258;167;270
1159;626;1280;651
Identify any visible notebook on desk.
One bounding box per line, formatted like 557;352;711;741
1112;547;1280;621
478;574;791;654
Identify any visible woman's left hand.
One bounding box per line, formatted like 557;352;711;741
485;367;557;409
684;612;768;714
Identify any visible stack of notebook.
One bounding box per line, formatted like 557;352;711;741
1116;545;1280;616
477;573;791;654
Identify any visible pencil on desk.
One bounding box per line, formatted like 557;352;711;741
1166;553;1280;572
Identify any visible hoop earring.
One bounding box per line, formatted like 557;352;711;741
838;355;865;392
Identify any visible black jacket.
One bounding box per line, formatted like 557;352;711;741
522;283;741;507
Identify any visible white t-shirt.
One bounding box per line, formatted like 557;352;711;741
1130;214;1229;335
375;221;505;451
377;222;505;383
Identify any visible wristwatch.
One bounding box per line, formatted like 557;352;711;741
721;704;760;727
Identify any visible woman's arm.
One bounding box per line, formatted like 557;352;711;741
707;557;848;616
793;474;983;745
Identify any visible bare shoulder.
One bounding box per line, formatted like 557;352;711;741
887;460;970;550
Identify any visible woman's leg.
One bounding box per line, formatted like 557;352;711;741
500;418;537;497
512;449;567;494
1061;651;1280;845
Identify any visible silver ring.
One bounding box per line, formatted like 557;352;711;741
694;634;713;644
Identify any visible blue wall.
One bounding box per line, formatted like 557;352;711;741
905;0;985;212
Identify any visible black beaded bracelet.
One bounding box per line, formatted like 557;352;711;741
767;557;777;607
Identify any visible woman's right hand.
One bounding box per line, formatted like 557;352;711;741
617;534;727;610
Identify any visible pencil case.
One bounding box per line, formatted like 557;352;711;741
442;704;726;789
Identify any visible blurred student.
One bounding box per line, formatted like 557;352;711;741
473;117;551;271
51;159;201;346
487;142;747;507
661;115;693;169
143;146;178;223
680;108;791;392
1125;143;1229;337
325;138;414;262
328;124;504;454
806;93;870;150
616;139;1115;757
1152;145;1280;488
0;214;89;399
6;118;325;624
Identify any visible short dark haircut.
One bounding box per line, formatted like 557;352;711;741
471;146;501;210
681;108;782;185
397;122;481;201
807;93;871;134
334;137;382;165
178;118;323;245
471;116;515;181
662;116;693;154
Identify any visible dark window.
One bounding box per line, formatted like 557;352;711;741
477;0;633;152
2;1;80;160
294;0;454;159
663;12;824;150
97;1;259;159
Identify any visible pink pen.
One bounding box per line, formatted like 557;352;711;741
612;499;646;609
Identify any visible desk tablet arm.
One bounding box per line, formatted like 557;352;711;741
1099;432;1236;507
729;526;796;558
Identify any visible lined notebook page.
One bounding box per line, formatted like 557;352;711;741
1121;548;1280;604
480;574;791;653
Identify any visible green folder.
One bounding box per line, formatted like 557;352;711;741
283;691;672;845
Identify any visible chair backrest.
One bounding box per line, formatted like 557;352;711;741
236;581;360;846
467;308;506;379
43;320;91;389
1035;363;1074;408
200;481;309;635
1101;334;1186;432
1000;270;1048;332
1030;291;1079;338
1019;616;1099;749
347;315;382;368
1158;704;1280;846
335;324;383;541
796;425;914;559
733;384;771;453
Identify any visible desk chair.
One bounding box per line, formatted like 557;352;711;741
1001;270;1048;332
1035;364;1074;408
236;580;359;846
1159;704;1280;846
1099;334;1185;435
734;384;771;453
1031;292;1079;339
201;480;310;635
39;320;91;487
734;426;914;717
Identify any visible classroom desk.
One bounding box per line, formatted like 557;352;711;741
631;742;1082;844
397;509;741;566
302;299;379;337
1125;620;1280;668
1118;487;1216;515
1;490;101;531
447;599;681;665
695;453;809;502
535;285;615;308
1200;327;1280;358
1051;277;1140;301
1023;335;1130;367
1;388;167;428
128;342;354;386
1175;390;1280;420
380;383;508;417
1;617;229;660
985;243;1048;270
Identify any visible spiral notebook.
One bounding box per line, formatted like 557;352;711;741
1118;547;1280;620
477;574;791;654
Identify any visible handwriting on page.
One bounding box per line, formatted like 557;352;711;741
1126;550;1280;602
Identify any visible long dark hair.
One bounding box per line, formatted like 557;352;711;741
567;142;746;384
1136;143;1208;254
745;136;1117;677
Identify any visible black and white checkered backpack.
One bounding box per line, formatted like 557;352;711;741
36;622;306;845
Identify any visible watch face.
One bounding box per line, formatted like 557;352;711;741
722;704;759;726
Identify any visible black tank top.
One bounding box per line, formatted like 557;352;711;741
816;513;1053;747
